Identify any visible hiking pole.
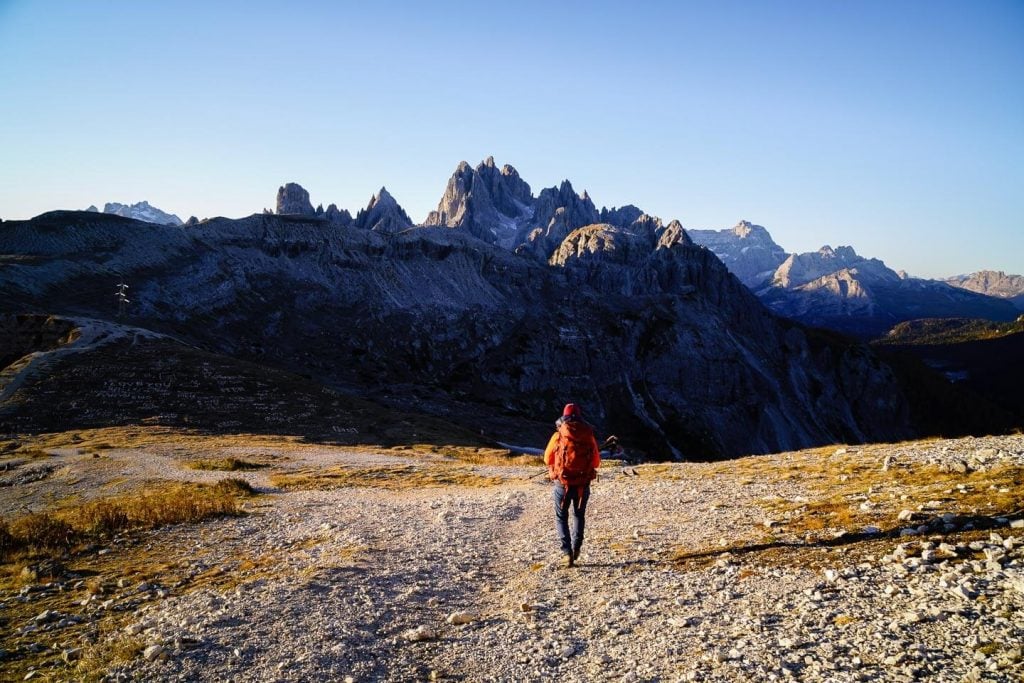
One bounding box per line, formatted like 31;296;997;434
525;468;549;481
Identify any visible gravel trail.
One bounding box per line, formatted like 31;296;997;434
5;434;1024;682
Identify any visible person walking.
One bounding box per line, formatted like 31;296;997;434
544;403;601;568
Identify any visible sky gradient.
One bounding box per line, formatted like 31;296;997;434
1;0;1021;278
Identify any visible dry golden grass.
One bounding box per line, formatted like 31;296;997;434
382;443;542;467
271;463;504;490
15;426;310;453
187;456;268;471
0;479;252;562
671;440;1024;571
74;632;146;681
631;463;688;481
0;536;288;681
759;456;1024;536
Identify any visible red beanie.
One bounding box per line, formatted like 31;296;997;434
562;403;581;417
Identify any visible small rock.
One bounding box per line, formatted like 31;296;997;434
404;626;438;642
143;644;164;662
445;611;478;626
560;645;575;658
950;585;977;601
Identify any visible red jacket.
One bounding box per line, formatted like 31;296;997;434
544;418;601;482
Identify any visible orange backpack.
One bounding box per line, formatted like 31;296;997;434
552;424;596;487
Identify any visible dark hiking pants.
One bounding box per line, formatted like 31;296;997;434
553;481;590;555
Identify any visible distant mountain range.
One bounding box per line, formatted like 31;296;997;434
266;163;1024;340
944;271;1024;310
2;157;1020;454
81;173;1022;343
0;163;921;458
86;201;183;226
685;223;1021;338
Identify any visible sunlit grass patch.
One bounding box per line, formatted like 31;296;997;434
16;426;310;453
0;480;253;562
187;457;269;471
75;632;146;680
760;456;1024;536
270;463;504;490
0;446;53;460
631;463;688;480
392;443;543;467
671;440;1024;571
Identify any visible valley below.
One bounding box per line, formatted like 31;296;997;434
1;429;1022;682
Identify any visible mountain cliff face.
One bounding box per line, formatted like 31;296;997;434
946;271;1024;310
424;157;534;246
88;201;183;226
687;221;787;288
0;208;912;458
276;183;315;216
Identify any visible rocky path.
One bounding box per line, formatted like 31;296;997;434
4;434;1024;682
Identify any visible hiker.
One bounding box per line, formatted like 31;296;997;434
544;403;600;568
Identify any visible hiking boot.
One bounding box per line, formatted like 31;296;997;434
564;551;574;568
572;548;581;564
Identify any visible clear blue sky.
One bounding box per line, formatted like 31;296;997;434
1;0;1021;278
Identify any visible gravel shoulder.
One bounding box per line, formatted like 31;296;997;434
2;434;1023;682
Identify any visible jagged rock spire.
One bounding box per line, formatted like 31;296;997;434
354;187;413;233
276;183;315;217
424;157;533;245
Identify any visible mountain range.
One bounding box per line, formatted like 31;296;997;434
2;157;1020;455
86;201;183;226
944;271;1024;310
90;168;1022;341
685;224;1021;338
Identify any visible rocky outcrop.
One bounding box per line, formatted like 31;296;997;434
688;221;787;288
325;203;353;228
101;201;183;226
353;188;413;233
424;157;534;246
599;205;645;229
519;180;600;259
946;271;1024;310
276;183;315;217
771;246;884;289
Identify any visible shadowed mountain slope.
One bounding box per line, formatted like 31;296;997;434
0;209;914;458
